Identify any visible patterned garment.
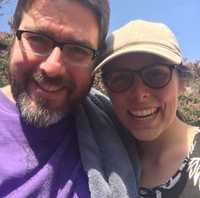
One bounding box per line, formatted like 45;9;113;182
139;128;200;198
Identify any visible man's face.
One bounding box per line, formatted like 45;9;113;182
9;0;99;127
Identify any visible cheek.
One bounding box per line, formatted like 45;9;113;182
9;41;43;73
71;67;93;93
76;67;92;83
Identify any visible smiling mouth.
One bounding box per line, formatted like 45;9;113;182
37;82;64;93
33;79;65;93
32;71;67;93
128;108;159;118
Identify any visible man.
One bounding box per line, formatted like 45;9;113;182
0;0;139;197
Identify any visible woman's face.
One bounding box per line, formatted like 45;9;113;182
105;53;183;141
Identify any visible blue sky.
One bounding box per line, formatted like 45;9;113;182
0;0;199;60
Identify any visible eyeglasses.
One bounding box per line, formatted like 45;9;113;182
102;64;177;93
16;30;98;67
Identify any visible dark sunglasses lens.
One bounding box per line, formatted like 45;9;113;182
142;65;172;88
106;71;133;92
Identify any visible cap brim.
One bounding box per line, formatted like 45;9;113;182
95;43;182;72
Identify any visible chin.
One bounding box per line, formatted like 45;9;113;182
16;92;66;128
129;127;162;142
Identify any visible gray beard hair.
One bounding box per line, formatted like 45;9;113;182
17;92;65;128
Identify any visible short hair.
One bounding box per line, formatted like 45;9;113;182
10;0;110;49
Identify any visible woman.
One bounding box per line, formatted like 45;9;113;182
96;20;200;197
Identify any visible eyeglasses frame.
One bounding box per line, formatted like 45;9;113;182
102;63;180;93
15;29;98;60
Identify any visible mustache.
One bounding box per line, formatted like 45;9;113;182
32;70;75;92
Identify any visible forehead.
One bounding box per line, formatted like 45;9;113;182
19;0;99;47
106;53;171;70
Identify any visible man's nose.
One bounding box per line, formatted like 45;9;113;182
39;47;66;77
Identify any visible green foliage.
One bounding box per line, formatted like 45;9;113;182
93;70;107;94
177;60;200;126
0;33;12;87
0;53;9;87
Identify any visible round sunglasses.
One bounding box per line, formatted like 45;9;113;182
102;64;178;93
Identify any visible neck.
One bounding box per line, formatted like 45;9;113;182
137;118;196;165
137;118;198;188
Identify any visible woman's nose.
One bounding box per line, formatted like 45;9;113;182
129;76;151;102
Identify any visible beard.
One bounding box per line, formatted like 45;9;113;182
8;67;92;128
8;67;78;128
16;91;66;128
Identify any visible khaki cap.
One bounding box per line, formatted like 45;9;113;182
95;20;182;71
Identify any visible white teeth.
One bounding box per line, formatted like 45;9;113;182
130;108;158;117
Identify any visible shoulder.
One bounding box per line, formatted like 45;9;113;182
87;88;113;113
88;88;110;104
83;88;121;125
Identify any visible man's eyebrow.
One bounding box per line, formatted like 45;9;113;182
19;26;97;49
19;26;56;38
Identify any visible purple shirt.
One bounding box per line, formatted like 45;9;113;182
0;90;90;198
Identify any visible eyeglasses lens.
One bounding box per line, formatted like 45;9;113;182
105;65;172;92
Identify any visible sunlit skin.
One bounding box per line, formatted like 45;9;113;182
8;0;99;125
106;53;183;142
